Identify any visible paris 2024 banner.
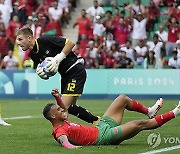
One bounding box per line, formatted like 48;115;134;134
0;69;179;98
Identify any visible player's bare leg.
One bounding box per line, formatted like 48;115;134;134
104;95;163;125
114;101;180;144
104;94;133;124
116;119;159;143
61;95;78;108
62;95;98;123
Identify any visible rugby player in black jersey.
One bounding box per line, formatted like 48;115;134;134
16;26;99;124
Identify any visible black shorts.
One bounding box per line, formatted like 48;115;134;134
61;63;87;96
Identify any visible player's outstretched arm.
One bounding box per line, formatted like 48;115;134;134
57;135;82;149
51;88;67;111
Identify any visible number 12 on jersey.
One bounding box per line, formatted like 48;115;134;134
67;83;75;92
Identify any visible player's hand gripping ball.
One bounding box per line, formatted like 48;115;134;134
40;58;57;77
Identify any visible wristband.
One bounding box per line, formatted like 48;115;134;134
55;96;62;104
54;52;66;63
63;142;74;148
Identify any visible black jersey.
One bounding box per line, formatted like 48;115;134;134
29;36;78;76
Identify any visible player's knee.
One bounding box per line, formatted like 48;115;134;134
118;94;129;103
118;94;127;100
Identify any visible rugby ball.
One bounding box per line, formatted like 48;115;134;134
40;59;56;77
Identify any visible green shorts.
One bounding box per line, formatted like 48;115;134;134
95;116;122;145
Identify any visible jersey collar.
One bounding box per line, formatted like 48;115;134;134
35;39;39;53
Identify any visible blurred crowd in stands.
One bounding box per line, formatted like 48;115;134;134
0;0;179;70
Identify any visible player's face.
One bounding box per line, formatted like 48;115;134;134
51;105;68;120
16;34;31;51
81;10;86;17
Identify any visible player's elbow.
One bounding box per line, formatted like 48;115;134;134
67;40;75;48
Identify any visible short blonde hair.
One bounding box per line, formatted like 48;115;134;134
16;26;33;36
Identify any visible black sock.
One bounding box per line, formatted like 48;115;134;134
68;104;98;123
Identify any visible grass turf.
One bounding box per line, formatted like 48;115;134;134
0;98;179;154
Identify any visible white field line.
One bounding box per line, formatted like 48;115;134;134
140;145;180;154
4;116;37;120
2;116;180;154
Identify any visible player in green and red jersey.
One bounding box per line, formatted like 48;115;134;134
43;88;180;149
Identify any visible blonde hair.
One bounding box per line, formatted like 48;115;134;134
16;26;33;36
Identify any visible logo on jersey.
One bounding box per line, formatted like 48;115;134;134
68;122;80;128
45;50;50;54
113;128;119;135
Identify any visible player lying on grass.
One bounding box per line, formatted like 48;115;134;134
43;89;180;149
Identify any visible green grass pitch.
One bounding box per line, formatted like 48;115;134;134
0;98;179;154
